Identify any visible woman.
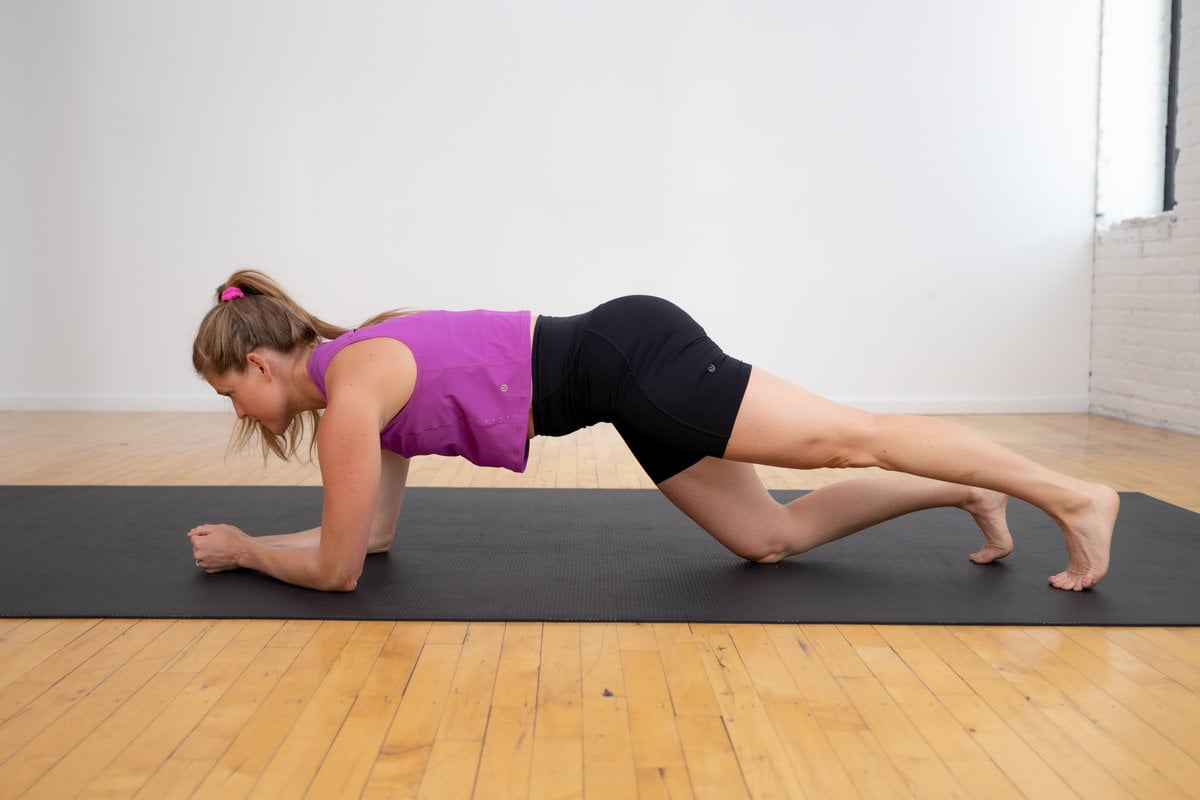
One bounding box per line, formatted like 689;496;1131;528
188;270;1118;593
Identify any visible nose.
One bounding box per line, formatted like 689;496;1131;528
232;399;246;419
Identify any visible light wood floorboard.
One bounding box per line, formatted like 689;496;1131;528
0;411;1198;798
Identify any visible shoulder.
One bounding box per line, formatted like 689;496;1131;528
324;337;417;428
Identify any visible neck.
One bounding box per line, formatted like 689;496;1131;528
283;347;327;413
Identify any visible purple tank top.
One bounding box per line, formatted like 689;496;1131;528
306;310;533;472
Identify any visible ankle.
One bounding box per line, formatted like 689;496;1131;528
961;485;1004;513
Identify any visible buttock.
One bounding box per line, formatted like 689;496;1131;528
531;296;752;483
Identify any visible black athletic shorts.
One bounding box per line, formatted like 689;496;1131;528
531;295;753;484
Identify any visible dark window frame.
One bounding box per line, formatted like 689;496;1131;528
1164;0;1182;211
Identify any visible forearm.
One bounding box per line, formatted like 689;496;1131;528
238;538;362;592
255;526;393;553
255;527;322;548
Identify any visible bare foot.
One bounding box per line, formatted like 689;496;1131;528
1048;483;1120;591
963;487;1013;564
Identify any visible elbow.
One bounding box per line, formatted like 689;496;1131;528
316;566;363;593
323;575;360;592
367;536;393;555
368;526;396;554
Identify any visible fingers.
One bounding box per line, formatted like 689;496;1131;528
188;524;239;573
188;527;209;570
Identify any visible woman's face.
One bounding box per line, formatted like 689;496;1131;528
206;354;292;435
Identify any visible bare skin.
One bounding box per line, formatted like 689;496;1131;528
662;369;1118;591
964;487;1014;564
659;460;1016;564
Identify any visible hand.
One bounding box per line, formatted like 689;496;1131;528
188;523;250;573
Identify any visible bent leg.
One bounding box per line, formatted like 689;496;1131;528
657;457;1013;564
721;368;1119;590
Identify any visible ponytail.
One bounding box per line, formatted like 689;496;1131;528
192;270;405;462
192;270;347;375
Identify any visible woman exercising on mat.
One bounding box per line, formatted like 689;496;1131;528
188;270;1118;593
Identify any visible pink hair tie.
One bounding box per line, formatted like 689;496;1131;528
220;286;245;302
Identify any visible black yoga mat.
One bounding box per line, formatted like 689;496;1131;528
0;486;1197;625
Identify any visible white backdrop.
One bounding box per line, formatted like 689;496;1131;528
0;0;1101;413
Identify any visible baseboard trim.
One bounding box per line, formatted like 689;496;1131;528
1;393;1089;415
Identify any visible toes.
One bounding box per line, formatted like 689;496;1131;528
1049;570;1095;591
1049;571;1073;590
969;544;1010;565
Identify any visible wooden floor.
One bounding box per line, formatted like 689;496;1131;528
1;411;1199;799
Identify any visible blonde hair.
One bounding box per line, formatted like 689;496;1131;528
192;269;406;461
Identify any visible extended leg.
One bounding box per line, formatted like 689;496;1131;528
657;457;1013;565
721;369;1119;590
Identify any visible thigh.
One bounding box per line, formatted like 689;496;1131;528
656;456;789;562
723;367;878;470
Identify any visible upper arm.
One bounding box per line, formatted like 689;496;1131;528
316;339;416;588
369;450;410;551
315;401;382;589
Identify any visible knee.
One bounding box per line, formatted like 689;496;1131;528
722;512;797;564
737;536;807;564
747;549;787;565
725;539;784;563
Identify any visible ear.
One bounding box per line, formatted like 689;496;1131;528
245;352;270;376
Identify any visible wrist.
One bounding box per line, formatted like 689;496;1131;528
236;533;260;571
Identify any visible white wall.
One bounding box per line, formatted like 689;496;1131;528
1092;0;1200;435
1;1;1102;413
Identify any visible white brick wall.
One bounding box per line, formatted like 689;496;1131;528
1091;1;1200;434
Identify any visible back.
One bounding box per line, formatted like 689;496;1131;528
307;310;533;471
